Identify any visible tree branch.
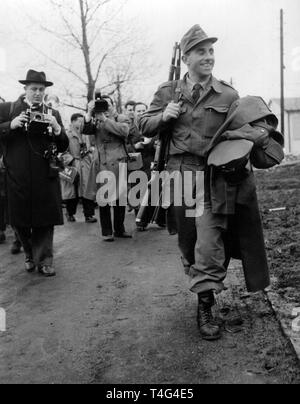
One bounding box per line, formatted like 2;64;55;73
94;53;108;82
37;23;79;50
26;41;87;85
63;102;87;111
60;11;83;49
93;36;131;82
89;0;127;47
86;0;111;26
101;80;126;91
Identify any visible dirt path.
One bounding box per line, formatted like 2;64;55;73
0;213;299;384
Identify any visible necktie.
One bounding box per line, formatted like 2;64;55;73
192;83;202;103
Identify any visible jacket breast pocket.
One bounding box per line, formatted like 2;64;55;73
204;105;229;138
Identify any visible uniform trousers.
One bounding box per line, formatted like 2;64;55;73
14;226;54;267
189;207;228;294
167;154;228;294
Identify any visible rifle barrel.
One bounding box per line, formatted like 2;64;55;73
175;44;182;81
168;43;177;82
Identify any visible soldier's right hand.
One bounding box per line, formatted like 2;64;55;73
162;102;182;122
10;112;29;130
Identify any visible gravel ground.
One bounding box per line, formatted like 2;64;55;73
255;162;300;361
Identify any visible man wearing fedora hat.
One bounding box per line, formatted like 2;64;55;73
139;25;240;340
0;69;69;277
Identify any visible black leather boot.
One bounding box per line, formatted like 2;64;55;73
197;291;221;341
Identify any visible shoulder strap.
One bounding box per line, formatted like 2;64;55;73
9;102;14;118
162;80;183;163
122;141;131;160
171;80;182;103
121;131;131;160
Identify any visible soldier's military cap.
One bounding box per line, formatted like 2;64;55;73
208;139;254;172
180;25;218;55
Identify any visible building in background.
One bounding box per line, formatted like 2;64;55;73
269;98;300;155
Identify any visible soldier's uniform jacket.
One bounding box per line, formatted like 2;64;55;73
139;74;239;161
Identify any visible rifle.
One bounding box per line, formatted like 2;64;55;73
136;42;181;227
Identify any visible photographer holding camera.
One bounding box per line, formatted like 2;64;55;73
84;94;132;242
0;70;69;277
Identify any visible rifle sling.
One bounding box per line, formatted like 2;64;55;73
163;79;182;165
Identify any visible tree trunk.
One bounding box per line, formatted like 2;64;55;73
79;0;95;103
116;75;122;114
87;83;95;103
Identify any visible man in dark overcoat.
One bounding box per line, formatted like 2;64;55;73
0;96;23;253
0;97;6;244
0;142;6;244
0;70;69;277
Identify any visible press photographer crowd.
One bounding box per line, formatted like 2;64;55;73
0;24;287;343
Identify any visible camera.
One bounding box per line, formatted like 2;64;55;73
24;108;51;133
80;143;90;159
94;89;109;114
44;143;64;179
29;111;52;124
25;104;51;125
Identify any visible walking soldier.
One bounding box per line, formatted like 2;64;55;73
139;25;240;340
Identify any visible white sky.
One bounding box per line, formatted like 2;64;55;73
0;0;299;106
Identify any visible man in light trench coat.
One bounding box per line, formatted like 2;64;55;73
61;113;97;224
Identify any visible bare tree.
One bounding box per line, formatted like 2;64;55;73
23;0;150;109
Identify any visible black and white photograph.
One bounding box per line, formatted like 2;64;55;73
0;0;300;388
